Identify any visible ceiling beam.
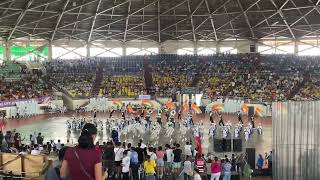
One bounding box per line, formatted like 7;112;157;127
206;0;262;39
187;0;198;42
158;0;161;43
88;0;102;42
236;0;255;39
0;0;62;22
100;0;189;39
51;0;70;41
123;0;132;42
69;0;162;40
28;0;130;39
71;0;87;36
204;0;218;41
175;0;233;39
1;0;15;16
107;0;119;35
269;0;296;39
290;0;313;33
19;0;99;27
137;0;205;40
7;0;34;40
32;4;49;35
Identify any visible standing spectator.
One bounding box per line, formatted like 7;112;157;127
156;146;165;179
136;143;145;165
103;141;115;178
45;147;70;180
182;156;193;180
184;141;193;158
47;142;52;154
256;154;264;170
122;150;130;180
148;147;157;161
95;142;102;154
206;158;212;180
164;144;173;177
172;144;182;177
0;131;3;147
231;154;236;172
144;155;156;180
114;142;124;178
130;147;139;180
223;159;232;180
56;140;62;152
266;151;272;174
60;123;106;180
211;157;221;180
195;153;205;176
37;133;44;145
30;132;37;145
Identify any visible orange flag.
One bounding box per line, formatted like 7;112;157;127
142;99;154;109
127;105;133;113
192;103;202;113
255;107;263;116
181;104;189;111
166;101;174;109
240;104;249;113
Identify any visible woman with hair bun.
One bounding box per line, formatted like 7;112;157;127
60;123;107;180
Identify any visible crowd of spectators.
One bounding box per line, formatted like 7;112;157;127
0;123;274;180
0;62;22;80
0;130;65;156
150;54;319;101
45;60;98;74
294;75;320;100
41;55;320;101
0;63;50;102
151;57;197;97
99;75;146;97
48;74;95;98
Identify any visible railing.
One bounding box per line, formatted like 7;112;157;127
0;153;51;180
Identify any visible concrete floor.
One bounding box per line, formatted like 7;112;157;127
6;112;272;158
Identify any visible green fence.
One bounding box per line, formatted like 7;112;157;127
10;46;48;61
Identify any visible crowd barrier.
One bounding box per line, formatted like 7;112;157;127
0;153;50;180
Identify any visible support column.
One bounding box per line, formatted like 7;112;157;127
4;40;11;61
48;40;52;61
294;40;299;55
216;42;220;54
193;41;198;55
158;42;162;54
86;41;90;58
122;42;126;56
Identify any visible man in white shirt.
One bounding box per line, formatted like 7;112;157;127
165;144;173;176
184;141;193;158
122;150;130;180
114;142;124;178
31;144;41;155
147;147;157;161
139;139;147;149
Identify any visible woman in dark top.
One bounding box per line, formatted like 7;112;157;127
60;123;106;180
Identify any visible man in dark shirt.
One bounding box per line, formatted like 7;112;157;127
136;143;145;164
172;144;182;178
103;141;115;178
237;111;243;124
36;133;44;145
109;109;115;118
